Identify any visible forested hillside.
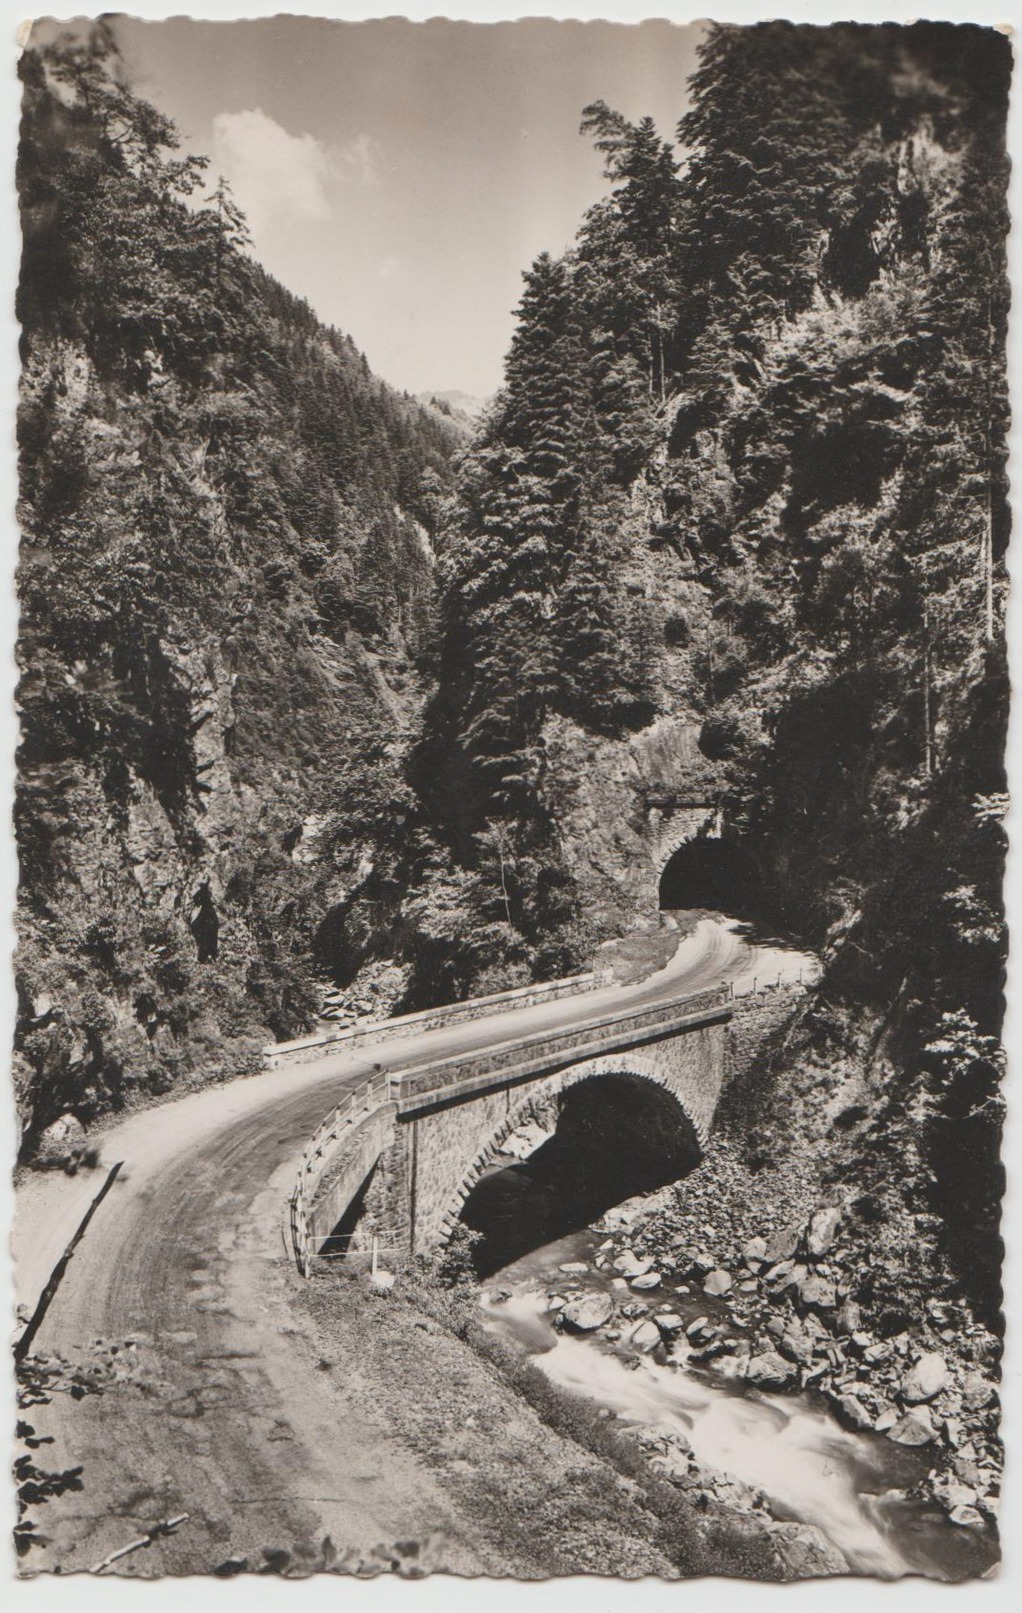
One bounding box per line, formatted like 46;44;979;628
15;28;458;1145
16;21;1009;1328
412;21;1009;1317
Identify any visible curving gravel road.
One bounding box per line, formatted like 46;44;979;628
14;917;815;1576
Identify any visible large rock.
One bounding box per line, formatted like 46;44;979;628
763;1259;796;1288
835;1393;873;1432
949;1505;985;1530
776;1321;814;1367
806;1205;842;1258
654;1312;685;1338
561;1293;613;1333
742;1236;768;1270
703;1269;733;1297
901;1351;949;1404
797;1274;838;1310
613;1250;652;1278
630;1272;662;1291
961;1371;994;1412
746;1351;796;1390
36;1112;87;1165
890;1407;936;1445
630;1319;662;1352
767;1522;849;1578
764;1226;801;1264
686;1250;716;1277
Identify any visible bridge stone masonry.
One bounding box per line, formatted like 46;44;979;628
285;969;811;1276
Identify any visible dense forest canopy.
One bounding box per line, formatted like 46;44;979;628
414;19;1009;1314
15;20;1008;1320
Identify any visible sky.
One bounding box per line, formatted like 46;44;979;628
103;15;704;398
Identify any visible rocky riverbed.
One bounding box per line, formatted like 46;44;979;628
589;1162;1002;1523
476;1114;1001;1580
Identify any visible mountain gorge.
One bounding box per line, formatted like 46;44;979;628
15;27;459;1141
16;16;1008;1340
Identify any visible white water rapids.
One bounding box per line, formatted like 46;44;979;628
480;1236;992;1582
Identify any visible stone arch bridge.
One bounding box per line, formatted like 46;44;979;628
287;976;795;1273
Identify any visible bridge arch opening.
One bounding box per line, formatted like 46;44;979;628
459;1072;701;1276
658;836;764;919
318;1158;380;1260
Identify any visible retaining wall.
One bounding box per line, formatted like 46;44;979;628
727;981;808;1087
264;971;595;1069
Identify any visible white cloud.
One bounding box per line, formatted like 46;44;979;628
337;132;383;187
212;108;332;237
212;111;384;240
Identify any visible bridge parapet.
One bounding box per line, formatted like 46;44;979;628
393;986;730;1117
289;983;732;1271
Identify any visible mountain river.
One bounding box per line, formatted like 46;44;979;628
479;1225;996;1582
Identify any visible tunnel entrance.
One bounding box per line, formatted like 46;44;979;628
460;1074;701;1277
658;836;764;919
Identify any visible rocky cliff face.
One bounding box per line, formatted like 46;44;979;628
15;329;445;1147
15;36;458;1146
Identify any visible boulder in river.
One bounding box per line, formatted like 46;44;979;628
613;1250;652;1278
654;1312;684;1337
949;1505;985;1530
745;1351;796;1389
631;1319;662;1352
630;1272;662;1291
941;1480;981;1512
703;1269;733;1297
558;1262;589;1275
806;1205;842;1258
901;1351;949;1404
561;1293;613;1333
835;1393;873;1432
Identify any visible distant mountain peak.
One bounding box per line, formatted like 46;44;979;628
418;389;492;427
